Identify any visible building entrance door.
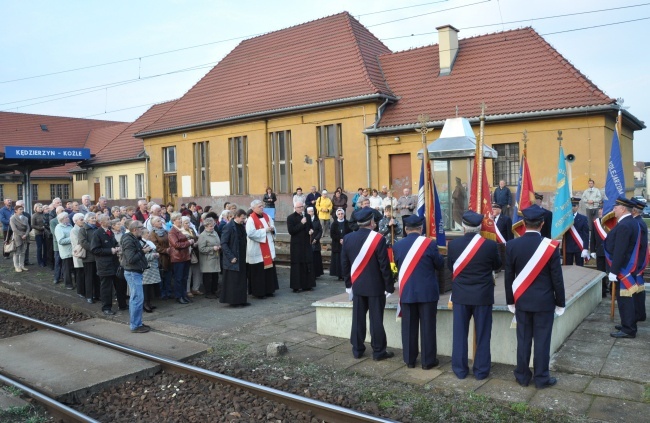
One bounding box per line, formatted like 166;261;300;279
389;153;411;193
94;182;100;202
164;174;177;206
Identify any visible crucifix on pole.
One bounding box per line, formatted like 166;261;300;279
417;113;430;237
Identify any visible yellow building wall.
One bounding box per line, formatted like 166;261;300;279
0;179;72;204
143;103;379;201
373;114;636;197
73;161;146;202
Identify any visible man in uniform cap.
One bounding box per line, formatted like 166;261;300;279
491;202;511;271
630;198;647;323
606;196;640;338
563;197;590;266
393;214;444;369
590;209;609;298
447;211;501;380
505;205;565;388
341;207;395;360
534;193;553;239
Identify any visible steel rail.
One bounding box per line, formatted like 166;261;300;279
0;373;99;423
0;308;397;423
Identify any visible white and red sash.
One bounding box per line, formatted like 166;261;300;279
593;218;607;241
512;238;559;302
250;212;273;269
397;236;432;317
568;225;584;250
452;234;485;279
494;221;506;244
350;230;383;283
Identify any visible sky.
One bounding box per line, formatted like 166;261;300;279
1;0;649;159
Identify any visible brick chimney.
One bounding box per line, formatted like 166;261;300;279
436;25;459;76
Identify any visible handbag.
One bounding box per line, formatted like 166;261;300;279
73;244;86;258
3;237;15;254
190;249;199;264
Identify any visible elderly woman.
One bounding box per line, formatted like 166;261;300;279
217;209;232;237
54;212;73;289
111;219;128;311
70;213;86;299
329;208;351;280
220;209;250;307
111;206;122;220
9;204;30;273
332;189;348;213
181;216;202;296
119;221;150;333
246;199;278;299
31;203;46;267
150;216;172;300
78;212;100;303
369;189;383;212
307;207;324;278
198;217;221;298
140;228;160;313
168;212;193;304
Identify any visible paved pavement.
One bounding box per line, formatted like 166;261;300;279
0;253;648;421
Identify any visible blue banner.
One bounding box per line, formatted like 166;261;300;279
603;130;625;214
551;145;573;239
4;146;91;160
417;160;446;247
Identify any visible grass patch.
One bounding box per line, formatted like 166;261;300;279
511;402;529;413
2;385;23;396
643;384;650;404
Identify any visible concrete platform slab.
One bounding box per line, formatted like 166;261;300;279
385;366;442;385
0;390;29;411
348;357;404;378
584;377;645;402
599;345;650;384
424;371;488;392
588;396;650;422
528;389;593;416
316;351;365;370
67;318;208;361
0;330;159;402
475;378;535;403
547;372;592;393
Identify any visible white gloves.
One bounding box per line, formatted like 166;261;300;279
507;304;516;314
591;252;597;260
345;288;352;294
385;291;392;298
555;306;565;316
581;249;590;259
608;272;618;282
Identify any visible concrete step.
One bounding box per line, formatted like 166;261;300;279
0;318;207;402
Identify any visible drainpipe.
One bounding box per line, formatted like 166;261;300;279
367;98;390;188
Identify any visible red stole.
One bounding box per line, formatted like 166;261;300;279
397;236;432;317
350;230;382;283
250;212;273;269
512;237;559;303
452;234;485;279
568;225;584;250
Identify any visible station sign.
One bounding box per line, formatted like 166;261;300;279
4;146;91;160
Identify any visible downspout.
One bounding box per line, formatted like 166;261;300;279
144;149;150;202
368;98;390;188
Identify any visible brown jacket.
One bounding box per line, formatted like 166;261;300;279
168;225;191;263
150;230;171;270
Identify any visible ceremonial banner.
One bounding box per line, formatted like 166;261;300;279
417;159;446;248
551;145;573;240
469;158;497;241
512;153;535;237
602;129;626;229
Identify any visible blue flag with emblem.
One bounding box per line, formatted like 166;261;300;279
603;129;625;215
417;159;446;248
551;145;573;239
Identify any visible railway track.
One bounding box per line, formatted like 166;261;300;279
0;308;395;423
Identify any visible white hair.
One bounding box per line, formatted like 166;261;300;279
251;199;263;208
462;223;481;234
57;212;69;223
72;213;85;223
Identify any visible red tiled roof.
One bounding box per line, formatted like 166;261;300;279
83;123;131;156
377;27;615;127
31;162;79;178
139;12;393;135
88;100;177;165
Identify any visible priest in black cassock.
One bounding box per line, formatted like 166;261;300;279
287;201;316;293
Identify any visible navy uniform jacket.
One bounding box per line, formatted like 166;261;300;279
590;219;605;257
634;215;648;274
564;213;589;253
540;208;553;239
505;232;565;312
341;228;394;296
393;233;444;303
604;215;640;276
494;214;513;242
447;233;501;305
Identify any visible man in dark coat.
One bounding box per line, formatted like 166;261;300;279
630;198;647;323
286;201;316;293
534;193;553;239
606;197;641;338
90;214;121;315
341;208;395;360
447;211;501;380
564;197;590;266
505;205;565;389
393;215;444;369
590;209;609;298
493;180;512;218
305;186;321;209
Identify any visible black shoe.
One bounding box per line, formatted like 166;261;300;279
517;380;530;387
151;305;157;310
24;262;31;266
131;326;150;333
615;325;622;330
242;302;251;306
292;289;300;293
266;293;275;297
183;296;193;303
610;331;635;339
406;363;416;369
86;298;94;304
536;377;557;389
353;353;365;359
422;359;440;370
373;351;394;361
103;309;116;316
176;298;189;304
143;306;153;313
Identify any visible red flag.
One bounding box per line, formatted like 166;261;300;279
512;154;535;237
469;158;497;241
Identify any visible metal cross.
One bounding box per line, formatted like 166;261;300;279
417;114;430;136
